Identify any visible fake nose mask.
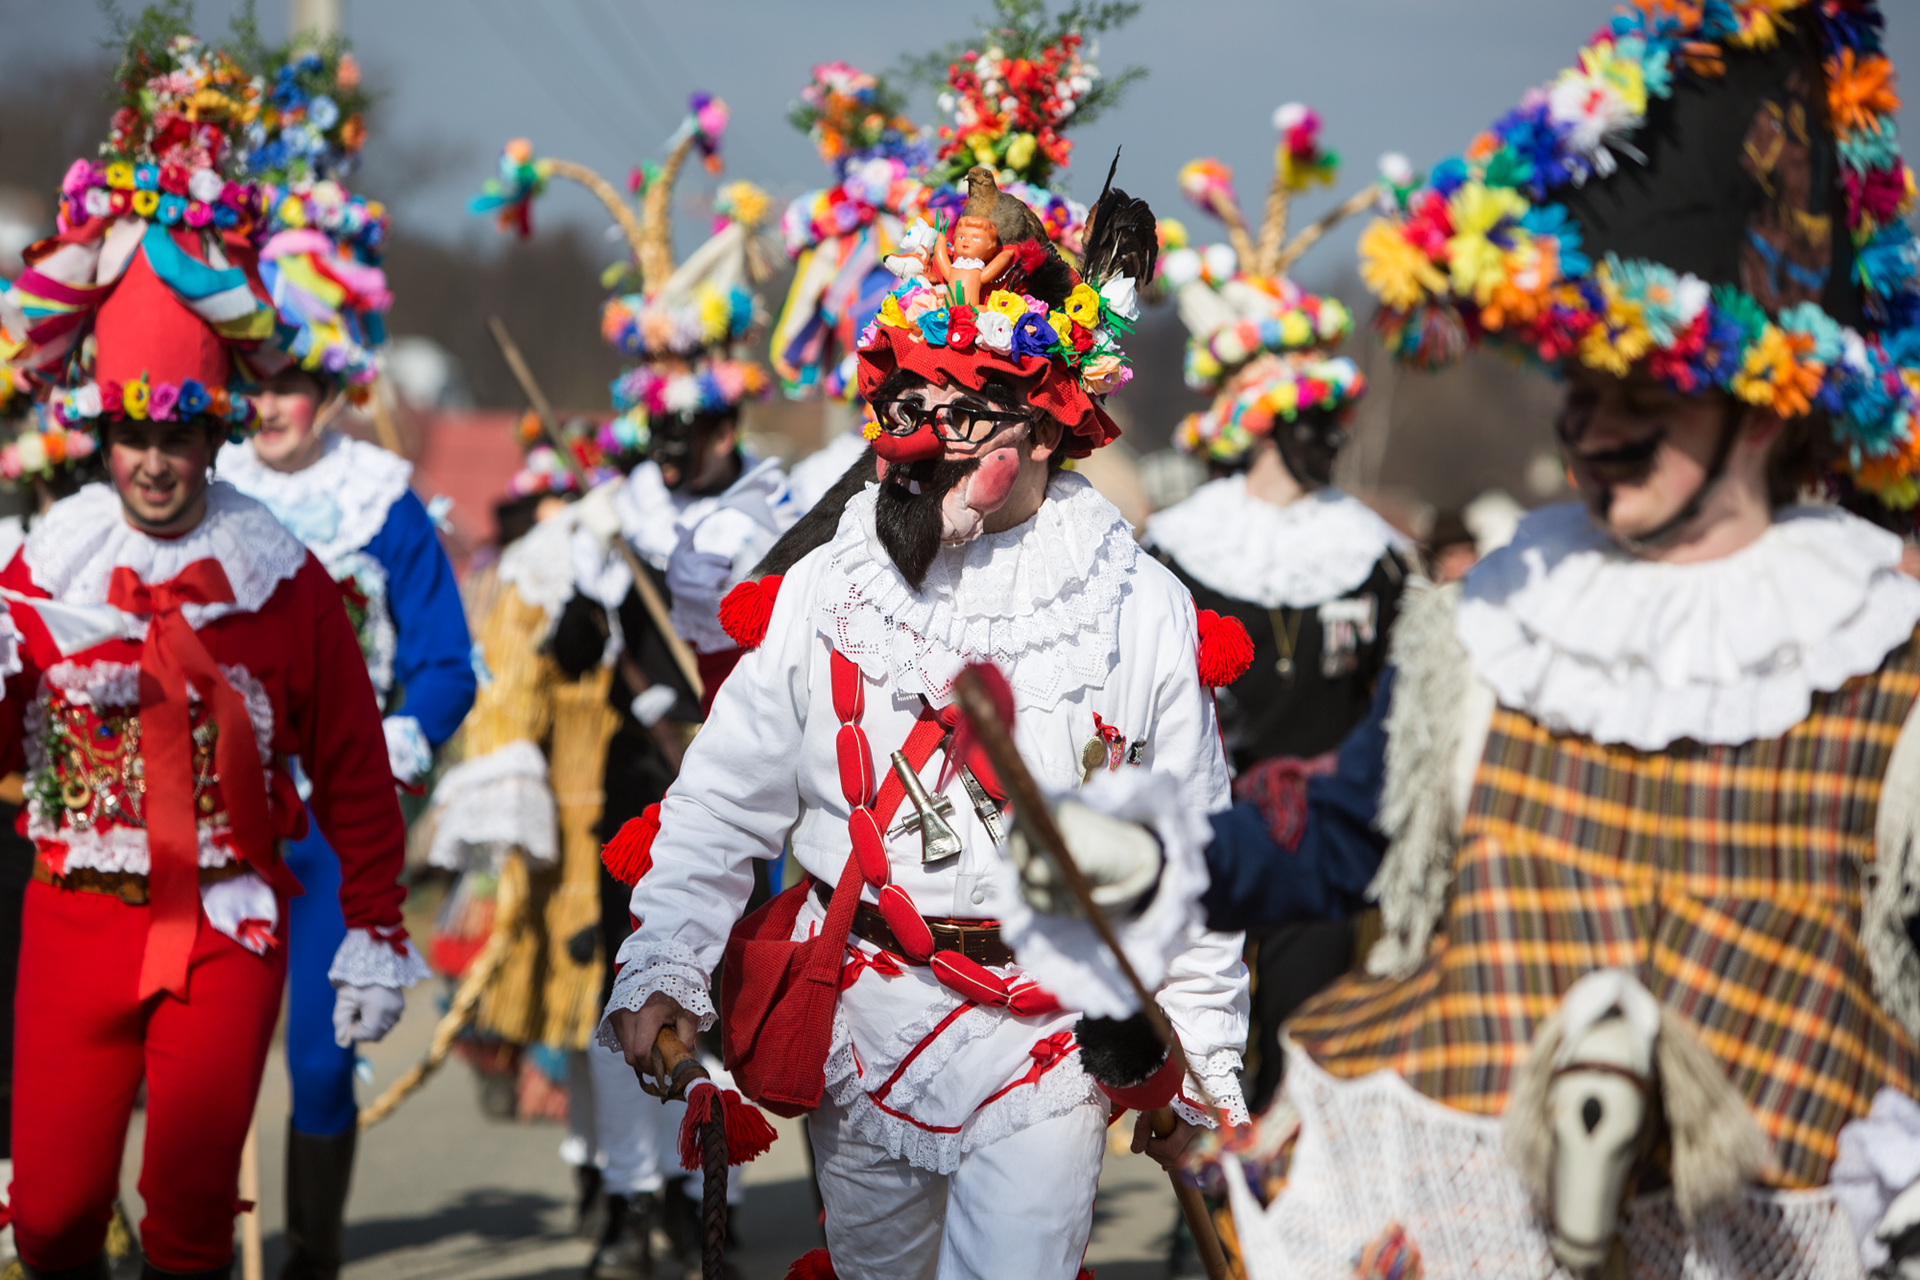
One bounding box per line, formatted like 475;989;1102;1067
871;420;944;464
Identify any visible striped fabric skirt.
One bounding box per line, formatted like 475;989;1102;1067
1288;642;1920;1187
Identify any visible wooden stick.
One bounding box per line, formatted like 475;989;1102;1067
1207;190;1257;277
365;373;407;456
544;158;649;270
952;668;1233;1280
358;859;531;1129
1272;186;1380;278
486;315;704;702
1154;1108;1237;1280
1253;149;1293;280
239;1118;263;1280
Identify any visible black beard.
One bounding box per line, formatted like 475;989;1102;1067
874;457;979;590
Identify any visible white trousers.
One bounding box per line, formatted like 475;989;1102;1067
587;1040;686;1195
808;1094;1107;1280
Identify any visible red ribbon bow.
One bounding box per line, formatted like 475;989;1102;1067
108;561;278;1001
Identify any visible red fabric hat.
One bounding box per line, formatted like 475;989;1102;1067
855;323;1118;460
92;244;234;395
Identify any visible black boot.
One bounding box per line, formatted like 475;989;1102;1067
137;1264;231;1279
586;1192;652;1279
22;1257;111;1280
573;1163;604;1238
281;1125;357;1280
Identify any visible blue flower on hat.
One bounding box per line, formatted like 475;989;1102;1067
1011;311;1055;359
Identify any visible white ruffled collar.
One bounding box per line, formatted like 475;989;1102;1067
1456;502;1920;750
817;469;1137;711
215;432;413;567
1144;477;1410;609
24;481;310;629
499;506;584;630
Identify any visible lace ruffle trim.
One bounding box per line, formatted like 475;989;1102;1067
1145;480;1409;609
1457;503;1920;749
328;927;432;989
818;471;1137;711
426;740;557;868
594;942;717;1051
215;433;413;565
23;482;309;629
1174;1047;1250;1128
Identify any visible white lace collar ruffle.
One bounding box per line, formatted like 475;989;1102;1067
1144;477;1410;609
1456;502;1920;750
818;469;1138;711
24;481;310;629
216;431;413;567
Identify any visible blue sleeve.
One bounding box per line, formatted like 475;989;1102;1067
364;489;477;748
1199;667;1394;933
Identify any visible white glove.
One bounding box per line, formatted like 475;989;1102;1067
333;984;407;1048
574;479;626;547
1008;798;1162;917
630;684;678;727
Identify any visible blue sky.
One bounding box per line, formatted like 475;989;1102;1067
12;1;1920;290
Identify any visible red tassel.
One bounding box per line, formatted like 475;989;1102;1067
1196;609;1255;687
718;574;783;650
677;1080;779;1172
1014;238;1049;274
784;1248;839;1280
601;803;661;886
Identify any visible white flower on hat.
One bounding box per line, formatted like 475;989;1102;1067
73;384;102;418
1273;102;1310;133
1377;152;1414;188
188;168;224;202
1202;243;1238;282
663;376;700;414
976;310;1015;354
1160;247;1203;289
84;188;113;218
1099;276;1139;322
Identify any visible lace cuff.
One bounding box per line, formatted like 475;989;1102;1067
593;946;718;1051
1173;1048;1250;1129
328;925;433;989
384;715;433;786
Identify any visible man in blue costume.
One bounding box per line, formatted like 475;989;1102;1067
223;169;476;1276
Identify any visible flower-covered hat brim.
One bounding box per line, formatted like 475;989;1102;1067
1360;1;1920;506
855;321;1118;459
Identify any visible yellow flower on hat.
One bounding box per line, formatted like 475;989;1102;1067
1063;284;1102;329
986;291;1029;323
1358;219;1446;311
1047;311;1073;347
131;190;160;218
105;162;135;191
1279;311;1313;347
1446;183;1528;302
124;374;151;420
879;294;911;329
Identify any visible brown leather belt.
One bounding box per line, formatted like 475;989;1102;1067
815;880;1013;968
33;859;252;906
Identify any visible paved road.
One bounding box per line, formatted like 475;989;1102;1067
116;984;1186;1279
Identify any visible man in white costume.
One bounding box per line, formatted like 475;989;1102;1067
603;171;1249;1280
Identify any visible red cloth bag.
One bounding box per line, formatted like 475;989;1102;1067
719;851;862;1117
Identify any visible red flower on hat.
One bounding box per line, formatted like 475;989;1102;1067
948;304;978;351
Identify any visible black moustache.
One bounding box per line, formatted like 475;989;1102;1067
1574;433;1666;487
874;457;979;591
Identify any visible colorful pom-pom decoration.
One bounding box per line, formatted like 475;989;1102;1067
1195;609;1256;687
601;803;662;887
718;575;784;650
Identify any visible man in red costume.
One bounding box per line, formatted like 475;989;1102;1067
0;153;425;1280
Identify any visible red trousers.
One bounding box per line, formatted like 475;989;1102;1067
11;880;286;1273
